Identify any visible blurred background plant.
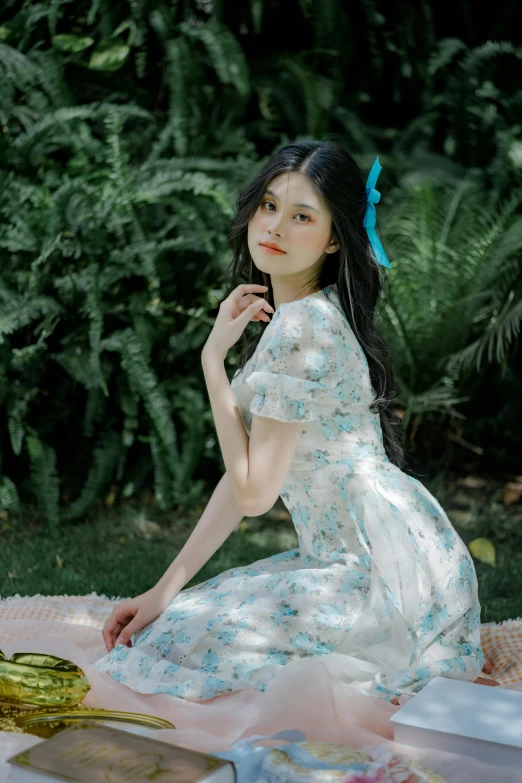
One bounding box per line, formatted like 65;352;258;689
0;0;520;531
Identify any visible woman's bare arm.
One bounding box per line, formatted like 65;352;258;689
154;472;245;599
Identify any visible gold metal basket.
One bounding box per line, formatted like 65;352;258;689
0;649;90;709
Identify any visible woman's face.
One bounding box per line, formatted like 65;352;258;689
247;171;339;297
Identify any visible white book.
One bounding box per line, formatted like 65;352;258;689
390;676;522;773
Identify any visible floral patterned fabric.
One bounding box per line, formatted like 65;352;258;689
93;284;485;703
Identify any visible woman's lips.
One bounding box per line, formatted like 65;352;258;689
260;244;285;255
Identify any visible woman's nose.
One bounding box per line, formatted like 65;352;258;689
267;216;282;234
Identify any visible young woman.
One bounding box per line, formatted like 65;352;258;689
94;140;493;705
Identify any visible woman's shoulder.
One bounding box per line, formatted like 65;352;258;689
271;286;339;323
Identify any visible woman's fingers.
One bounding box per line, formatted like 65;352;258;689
102;605;134;651
238;284;268;293
102;612;117;645
229;284;268;311
250;298;273;321
473;676;500;686
239;293;273;322
104;620;127;652
102;618;119;651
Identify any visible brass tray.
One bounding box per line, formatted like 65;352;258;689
1;702;175;738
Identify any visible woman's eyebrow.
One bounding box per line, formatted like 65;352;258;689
265;189;319;213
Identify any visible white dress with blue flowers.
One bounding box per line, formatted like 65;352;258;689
93;283;485;703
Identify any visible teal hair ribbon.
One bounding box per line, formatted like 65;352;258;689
363;156;392;268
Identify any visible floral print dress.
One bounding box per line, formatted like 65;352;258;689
93;283;485;703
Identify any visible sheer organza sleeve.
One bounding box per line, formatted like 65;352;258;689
245;300;338;424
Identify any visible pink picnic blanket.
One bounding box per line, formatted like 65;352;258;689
1;592;522;782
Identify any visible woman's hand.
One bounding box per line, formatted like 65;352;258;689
101;585;175;653
473;657;500;686
473;676;500;686
203;284;274;361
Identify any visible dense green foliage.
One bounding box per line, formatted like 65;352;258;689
381;177;522;467
0;0;520;526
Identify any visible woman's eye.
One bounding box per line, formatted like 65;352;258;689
262;202;309;222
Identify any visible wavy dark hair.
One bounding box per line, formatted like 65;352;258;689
223;139;406;469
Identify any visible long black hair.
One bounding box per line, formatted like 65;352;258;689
223;139;406;469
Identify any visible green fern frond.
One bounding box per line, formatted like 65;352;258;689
50;179;99;234
277;57;334;137
428;37;466;75
470;193;522;292
157;197;217;255
382;175;522;415
447;290;522;372
87;0;103;26
173;387;206;492
165;37;191;156
133;169;235;215
332;107;378;153
53;346;96;388
31;49;72;107
10;341;47;371
7;387;39;456
178;18;249;97
6;5;49;50
0;42;38;89
0;363;7;407
116;382;140;480
121;455;153;500
84;265;108;396
148;7;171;42
128;214;160;294
128;1;147;78
249;0;264;34
83;387;106;438
62;431;120;521
257;58;333;138
150;431;174;510
399;374;468;431
460;40;520;74
28;233;64;292
104;329;179;467
0;475;21;513
47;0;67;38
0;296;61;343
105;109;130;189
26;431;60;527
145;117;178;164
13;102;151;152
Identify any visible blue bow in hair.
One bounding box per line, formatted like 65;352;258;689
364;157;392;268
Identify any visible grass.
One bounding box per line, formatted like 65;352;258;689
0;496;299;600
1;472;521;624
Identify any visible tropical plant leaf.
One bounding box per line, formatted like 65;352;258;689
468;537;496;567
52;34;94;53
88;38;130;71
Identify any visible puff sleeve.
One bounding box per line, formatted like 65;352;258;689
245;300;338;424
